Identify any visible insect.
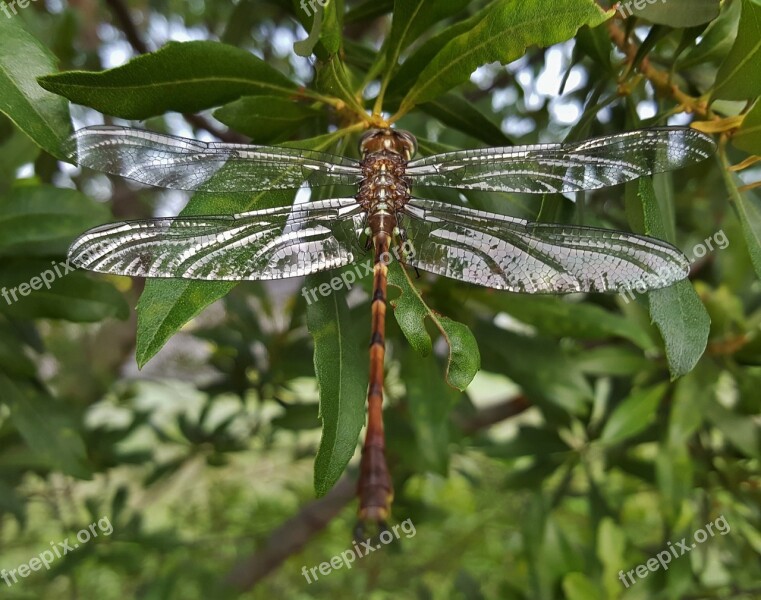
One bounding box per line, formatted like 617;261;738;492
65;125;716;530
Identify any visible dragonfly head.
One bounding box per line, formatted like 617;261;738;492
359;128;417;160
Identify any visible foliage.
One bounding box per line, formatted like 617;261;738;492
0;0;760;598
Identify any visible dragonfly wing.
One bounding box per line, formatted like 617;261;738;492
401;198;689;293
65;126;362;192
405;127;715;193
69;198;365;280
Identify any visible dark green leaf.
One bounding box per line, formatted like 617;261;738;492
420;94;512;146
733;99;761;155
0;185;110;257
711;0;761;101
398;0;610;112
402;351;460;474
0;373;91;478
213;95;322;142
677;0;741;69
314;55;365;115
478;326;592;416
473;292;654;350
38;41;297;120
382;0;470;84
0;259;129;322
306;273;368;496
600;383;666;445
631;178;710;378
0;19;71;159
720;150;761;279
387;261;480;390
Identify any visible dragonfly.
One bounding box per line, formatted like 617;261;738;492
65;124;716;530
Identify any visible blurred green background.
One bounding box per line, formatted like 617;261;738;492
0;0;760;598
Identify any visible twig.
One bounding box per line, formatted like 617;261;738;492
607;20;713;119
223;476;356;590
223;394;531;591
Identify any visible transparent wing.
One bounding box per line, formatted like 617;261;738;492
65;126;363;192
69;198;365;280
401;199;689;293
406;127;715;193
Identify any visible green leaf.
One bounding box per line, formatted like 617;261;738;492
631;178;710;378
420;93;512;146
0;259;129;322
677;0;741;69
720;149;761;279
135;133;346;367
562;573;603;600
478;326;592;416
307;274;368;496
387;261;480;390
0;324;36;378
600;383;666;445
711;0;761;101
705;397;761;459
385;6;488;101
0;373;91;479
38;41;297;120
0;185;110;256
0;19;71;159
733;100;761;155
0;128;40;187
622;0;720;27
398;0;610;113
402;351;460;474
213;95;322;142
473;292;654;350
314;54;365;115
382;0;471;91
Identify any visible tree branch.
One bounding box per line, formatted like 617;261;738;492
222;394;530;591
606;19;714;120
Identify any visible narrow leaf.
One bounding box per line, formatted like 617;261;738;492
0;19;71;159
307;275;368;496
733;99;761;155
387;261;480;390
39;41;297;120
0;374;91;479
398;0;610;112
420;94;512;146
0;185;110;256
633;178;710;378
712;0;761;101
600;383;666;445
0;260;129;322
214;95;322;142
